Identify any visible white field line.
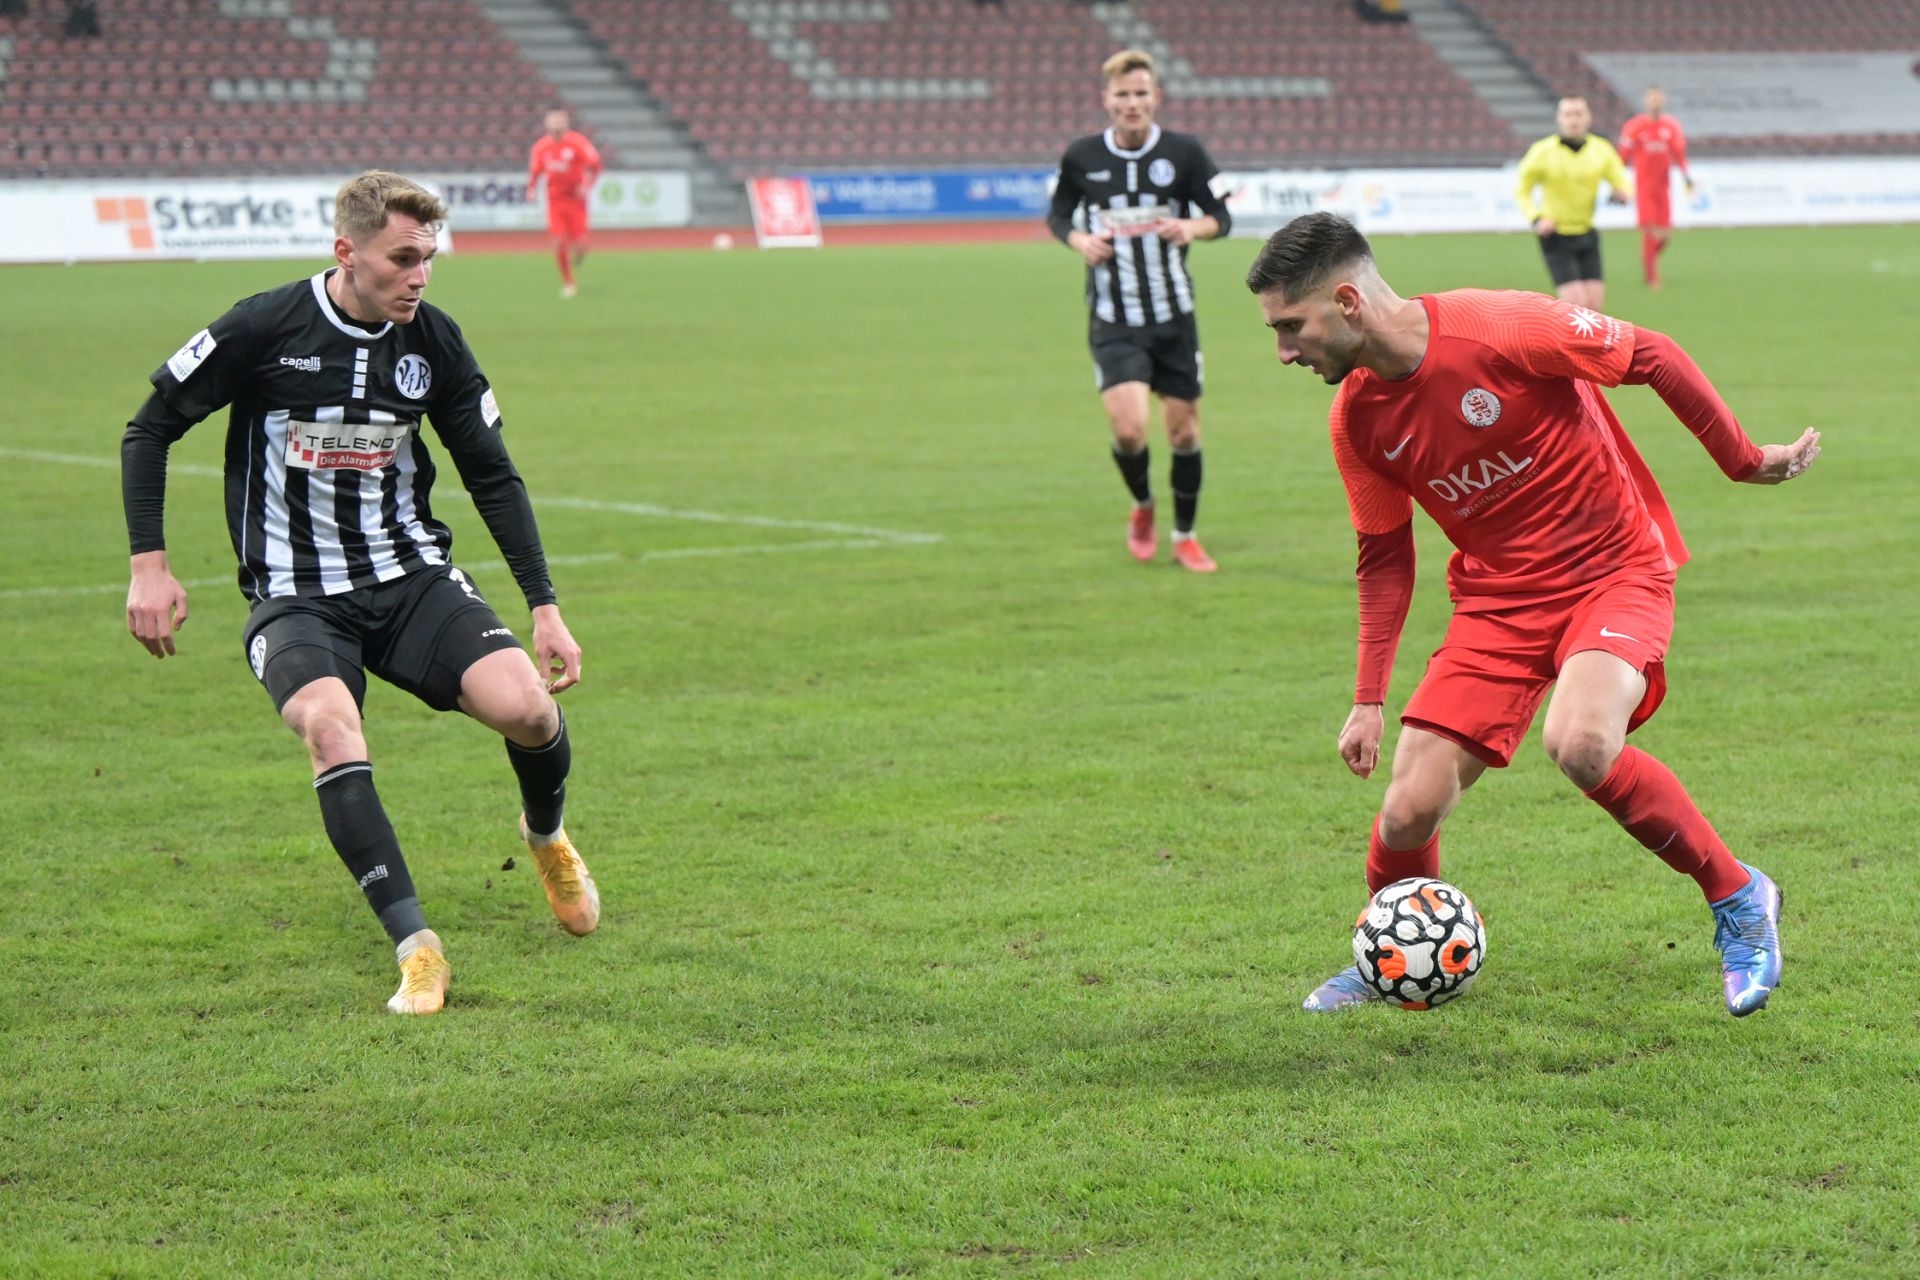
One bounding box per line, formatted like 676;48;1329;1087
0;448;941;543
2;447;225;478
0;448;940;601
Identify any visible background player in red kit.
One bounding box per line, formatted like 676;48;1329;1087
1618;86;1696;289
1245;213;1820;1017
526;109;602;298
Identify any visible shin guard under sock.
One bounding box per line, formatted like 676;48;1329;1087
314;761;426;944
1584;746;1749;902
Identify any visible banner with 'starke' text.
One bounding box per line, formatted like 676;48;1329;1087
0;171;690;263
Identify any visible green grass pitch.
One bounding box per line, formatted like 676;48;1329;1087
2;224;1917;1277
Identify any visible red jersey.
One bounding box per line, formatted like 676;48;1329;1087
1330;290;1685;609
528;130;602;203
1618;113;1690;193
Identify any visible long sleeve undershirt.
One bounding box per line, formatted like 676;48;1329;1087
1618;328;1763;480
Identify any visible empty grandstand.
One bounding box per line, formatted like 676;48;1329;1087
3;0;1916;209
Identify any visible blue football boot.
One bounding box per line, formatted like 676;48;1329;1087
1710;862;1783;1017
1302;964;1381;1012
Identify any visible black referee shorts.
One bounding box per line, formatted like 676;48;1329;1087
242;564;525;714
1089;313;1204;401
1539;229;1603;286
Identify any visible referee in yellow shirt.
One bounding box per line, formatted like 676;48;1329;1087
1516;96;1632;310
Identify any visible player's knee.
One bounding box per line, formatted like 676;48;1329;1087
293;708;365;769
1165;420;1200;451
1544;723;1621;790
1377;791;1443;848
1110;422;1149;452
487;678;558;745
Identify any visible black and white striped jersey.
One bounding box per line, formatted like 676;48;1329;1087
123;270;554;609
1046;125;1232;328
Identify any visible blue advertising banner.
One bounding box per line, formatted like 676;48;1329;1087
803;170;1055;221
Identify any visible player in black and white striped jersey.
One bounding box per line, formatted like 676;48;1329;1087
1047;48;1232;573
121;171;597;1016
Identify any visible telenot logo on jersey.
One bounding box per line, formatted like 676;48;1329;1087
286;420;414;472
249;634;268;679
1460;388;1502;427
394;354;432;399
1148;158;1175;187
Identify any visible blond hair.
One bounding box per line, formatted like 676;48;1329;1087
1102;49;1156;84
333;170;447;241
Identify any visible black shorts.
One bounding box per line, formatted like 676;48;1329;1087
1540;229;1603;286
241;564;524;714
1089;313;1204;401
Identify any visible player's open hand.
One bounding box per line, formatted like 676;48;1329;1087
1338;703;1386;779
1532;217;1556;238
126;551;189;659
1743;428;1822;484
1070;229;1116;265
530;604;582;694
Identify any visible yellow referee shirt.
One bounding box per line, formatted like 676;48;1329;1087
1516;135;1631;234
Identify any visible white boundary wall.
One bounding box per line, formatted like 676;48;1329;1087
1219;157;1920;237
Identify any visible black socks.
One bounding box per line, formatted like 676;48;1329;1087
314;761;426;945
505;711;570;839
1112;443;1152;505
1171;447;1203;534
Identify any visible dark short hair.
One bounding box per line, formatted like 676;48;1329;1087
1243;212;1374;301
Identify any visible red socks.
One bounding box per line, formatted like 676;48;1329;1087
1367;816;1440;893
1584;746;1750;902
555;245;575;287
1641;232;1660;286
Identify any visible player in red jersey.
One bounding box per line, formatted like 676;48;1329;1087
1617;87;1695;290
526;109;603;298
1245;214;1820;1016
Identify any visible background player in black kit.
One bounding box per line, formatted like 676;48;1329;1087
121;171;598;1016
1047;48;1232;573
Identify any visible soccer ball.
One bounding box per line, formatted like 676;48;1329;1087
1353;877;1486;1009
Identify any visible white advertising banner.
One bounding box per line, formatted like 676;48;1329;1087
1221;158;1920;236
3;178;349;263
1584;52;1920;139
431;170;691;231
0;177;454;264
0;170;691;263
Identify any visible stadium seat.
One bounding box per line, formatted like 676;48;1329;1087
1461;0;1920;154
1;0;585;176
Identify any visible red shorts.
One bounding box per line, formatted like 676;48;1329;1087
547;196;589;242
1401;572;1675;768
1636;189;1672;229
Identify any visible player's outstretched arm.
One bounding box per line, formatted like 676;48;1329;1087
1740;428;1822;485
127;549;189;658
531;604;581;694
1339;704;1387;779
